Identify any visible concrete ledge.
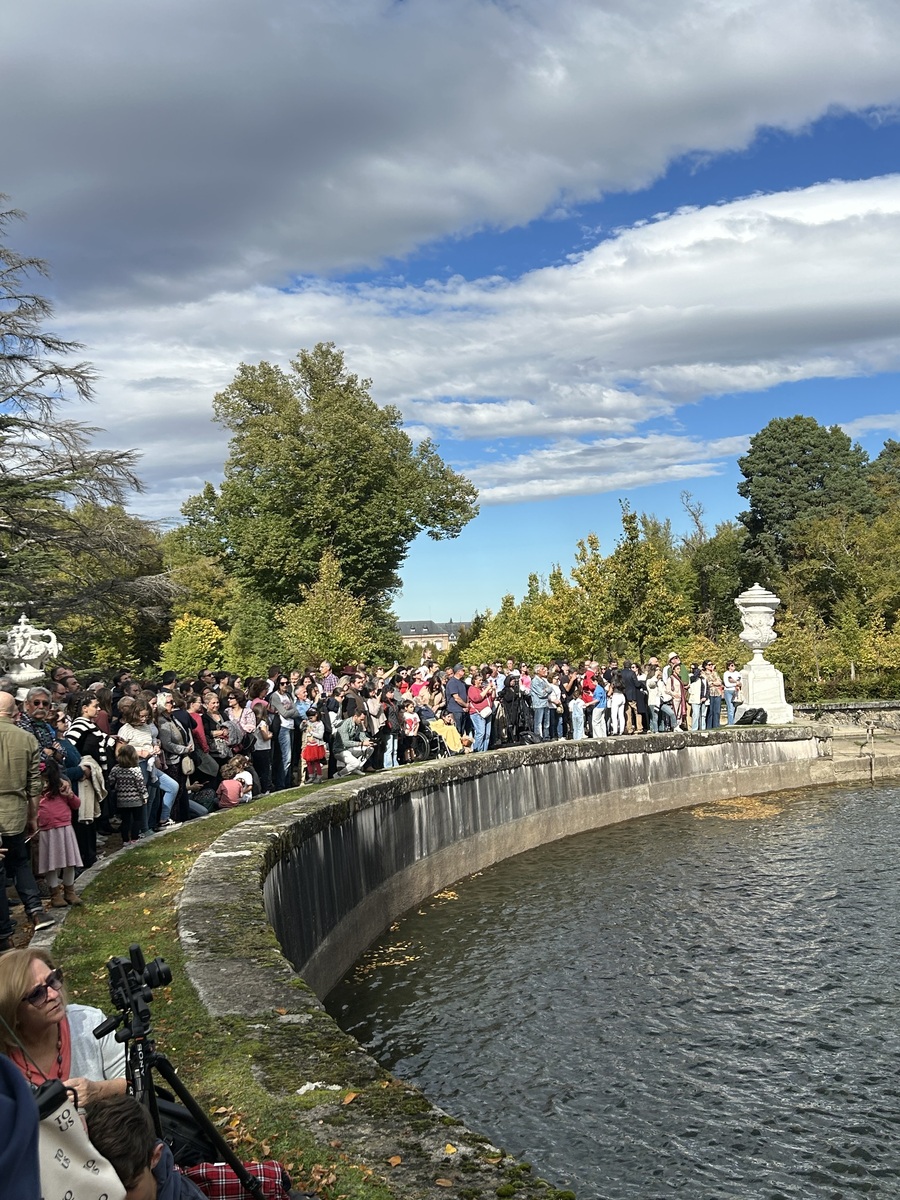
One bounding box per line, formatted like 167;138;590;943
794;701;900;730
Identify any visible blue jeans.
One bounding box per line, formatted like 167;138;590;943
385;733;398;768
274;725;293;790
570;700;585;740
533;706;550;740
2;831;42;922
706;696;722;728
657;702;676;732
470;712;491;752
156;772;179;822
724;690;738;724
692;702;708;731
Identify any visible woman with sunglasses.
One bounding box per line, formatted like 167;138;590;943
0;948;126;1104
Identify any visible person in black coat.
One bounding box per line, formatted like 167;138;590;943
620;660;640;734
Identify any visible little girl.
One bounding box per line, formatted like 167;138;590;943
216;757;253;807
108;742;149;847
251;701;273;795
38;758;83;908
401;700;420;763
301;707;327;782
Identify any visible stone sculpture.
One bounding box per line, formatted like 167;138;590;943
734;584;793;724
0;614;62;688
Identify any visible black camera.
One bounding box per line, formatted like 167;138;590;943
105;944;172;1014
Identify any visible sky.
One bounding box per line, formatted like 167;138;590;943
4;0;900;621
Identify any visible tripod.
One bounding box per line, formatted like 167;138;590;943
93;946;265;1200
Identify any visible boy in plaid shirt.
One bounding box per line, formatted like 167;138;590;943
85;1096;305;1200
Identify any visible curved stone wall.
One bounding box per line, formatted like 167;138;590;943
261;727;828;996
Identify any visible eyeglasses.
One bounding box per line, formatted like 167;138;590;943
23;968;64;1008
31;699;51;708
278;680;288;686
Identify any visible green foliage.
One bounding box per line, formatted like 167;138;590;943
600;504;692;660
441;613;484;668
276;550;376;669
158;614;226;676
737;415;873;583
184;342;478;607
0;202;163;643
221;584;290;677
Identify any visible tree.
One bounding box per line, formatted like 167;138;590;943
220;585;289;678
600;504;691;660
737;415;873;582
277;550;376;668
0;201;165;635
158;615;226;677
182;343;479;606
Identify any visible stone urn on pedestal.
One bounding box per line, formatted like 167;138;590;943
0;613;63;689
735;584;793;724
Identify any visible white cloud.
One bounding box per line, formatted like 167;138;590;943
56;174;900;509
5;0;900;299
842;412;900;439
470;434;751;504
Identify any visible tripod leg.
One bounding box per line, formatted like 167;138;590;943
128;1036;163;1137
150;1053;264;1200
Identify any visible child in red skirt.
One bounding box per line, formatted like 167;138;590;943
301;708;327;781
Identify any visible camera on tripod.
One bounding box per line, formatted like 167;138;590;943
94;945;172;1046
93;944;265;1199
108;945;172;1005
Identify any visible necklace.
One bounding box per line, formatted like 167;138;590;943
19;1029;63;1085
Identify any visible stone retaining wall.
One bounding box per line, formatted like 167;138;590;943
794;701;900;730
176;726;893;1198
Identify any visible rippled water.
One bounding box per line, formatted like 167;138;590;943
325;784;900;1198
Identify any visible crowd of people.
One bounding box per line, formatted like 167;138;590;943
0;652;743;952
0;650;746;1195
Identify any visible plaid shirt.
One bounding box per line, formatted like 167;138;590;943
181;1160;291;1200
17;712;57;761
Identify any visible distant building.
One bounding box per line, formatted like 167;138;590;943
397;620;467;655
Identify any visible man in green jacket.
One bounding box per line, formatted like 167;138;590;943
333;712;375;777
0;691;45;949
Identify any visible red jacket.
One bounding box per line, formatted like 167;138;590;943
38;789;80;830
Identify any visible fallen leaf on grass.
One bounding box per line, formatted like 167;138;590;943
435;1179;454;1187
444;1144;457;1154
329;1140;342;1149
342;1091;359;1105
387;1155;402;1167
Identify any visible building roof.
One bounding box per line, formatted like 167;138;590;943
396;620;467;638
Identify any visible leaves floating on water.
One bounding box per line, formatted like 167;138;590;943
692;795;784;820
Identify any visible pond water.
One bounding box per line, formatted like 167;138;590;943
325;783;900;1198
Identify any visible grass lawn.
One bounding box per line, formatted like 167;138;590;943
54;784;396;1200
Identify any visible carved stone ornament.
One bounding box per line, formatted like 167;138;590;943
734;584;793;724
735;583;780;654
0;614;63;686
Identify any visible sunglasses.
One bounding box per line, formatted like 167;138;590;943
31;699;52;708
23;968;64;1008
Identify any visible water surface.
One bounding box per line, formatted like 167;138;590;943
326;784;900;1198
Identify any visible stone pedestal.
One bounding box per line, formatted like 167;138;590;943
735;583;793;725
740;653;793;725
